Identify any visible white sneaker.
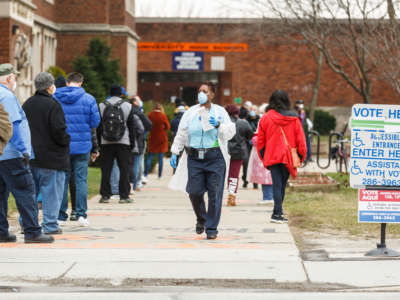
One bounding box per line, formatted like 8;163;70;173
137;182;144;188
142;176;148;184
78;216;89;227
58;220;67;226
110;195;120;200
258;199;273;205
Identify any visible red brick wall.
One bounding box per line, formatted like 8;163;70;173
137;22;398;107
0;19;10;63
32;0;56;22
56;33;128;83
55;0;109;24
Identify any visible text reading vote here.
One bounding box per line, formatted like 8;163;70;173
353;107;400;119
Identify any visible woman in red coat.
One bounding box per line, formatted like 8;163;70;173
144;102;170;179
257;90;307;224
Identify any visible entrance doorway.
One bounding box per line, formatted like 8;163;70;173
181;87;198;106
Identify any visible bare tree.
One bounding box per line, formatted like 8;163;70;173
237;0;392;104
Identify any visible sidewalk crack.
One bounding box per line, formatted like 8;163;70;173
57;262;77;280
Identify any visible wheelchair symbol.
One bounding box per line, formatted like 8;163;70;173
352;132;365;147
351;160;363;175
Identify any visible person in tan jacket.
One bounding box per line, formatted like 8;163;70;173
0;102;12;155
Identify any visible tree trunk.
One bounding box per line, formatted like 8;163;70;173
309;50;323;121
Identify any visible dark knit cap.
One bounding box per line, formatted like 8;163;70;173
54;75;66;88
110;84;122;97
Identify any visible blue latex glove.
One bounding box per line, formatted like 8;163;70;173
170;154;178;169
209;116;219;128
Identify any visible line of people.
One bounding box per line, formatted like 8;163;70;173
0;62;159;243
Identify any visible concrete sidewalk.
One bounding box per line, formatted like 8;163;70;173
0;167;400;291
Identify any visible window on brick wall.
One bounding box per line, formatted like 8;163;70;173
126;0;135;15
42;30;57;72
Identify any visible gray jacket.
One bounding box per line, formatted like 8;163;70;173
99;96;133;146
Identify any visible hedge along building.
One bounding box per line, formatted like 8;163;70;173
0;0;139;102
135;0;399;125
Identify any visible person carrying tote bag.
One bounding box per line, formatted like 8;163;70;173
256;90;307;224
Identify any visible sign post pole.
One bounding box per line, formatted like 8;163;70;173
365;223;400;257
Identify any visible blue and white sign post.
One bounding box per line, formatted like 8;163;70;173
350;104;400;256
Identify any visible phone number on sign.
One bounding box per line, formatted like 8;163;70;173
372;215;396;221
362;178;400;186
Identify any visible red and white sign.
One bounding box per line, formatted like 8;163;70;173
358;189;400;223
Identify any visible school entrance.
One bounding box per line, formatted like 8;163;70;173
138;72;232;106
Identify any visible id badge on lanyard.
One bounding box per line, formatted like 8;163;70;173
198;149;205;160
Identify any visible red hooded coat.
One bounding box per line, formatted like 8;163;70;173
256;109;307;179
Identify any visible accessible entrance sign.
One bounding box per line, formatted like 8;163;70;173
350;104;400;189
351;104;400;224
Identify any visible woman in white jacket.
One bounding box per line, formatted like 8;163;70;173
169;82;235;240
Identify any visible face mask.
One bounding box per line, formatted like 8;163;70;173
12;81;17;92
298;104;304;109
249;111;256;117
52;85;56;95
198;92;208;105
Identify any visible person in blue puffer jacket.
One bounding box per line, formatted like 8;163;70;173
54;72;100;227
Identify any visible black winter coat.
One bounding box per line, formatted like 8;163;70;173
23;90;70;171
228;116;253;160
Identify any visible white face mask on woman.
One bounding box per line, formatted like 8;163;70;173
12;81;17;92
198;91;208;105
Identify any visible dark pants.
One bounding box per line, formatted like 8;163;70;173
187;148;226;235
0;158;41;238
269;164;290;216
69;169;76;212
100;144;131;199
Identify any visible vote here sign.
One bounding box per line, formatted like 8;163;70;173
359;189;400;223
350;104;400;188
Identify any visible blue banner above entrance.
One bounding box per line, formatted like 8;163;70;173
172;52;204;71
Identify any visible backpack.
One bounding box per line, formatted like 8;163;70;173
101;100;126;142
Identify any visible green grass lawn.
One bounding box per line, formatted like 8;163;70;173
8;167;101;216
284;172;400;237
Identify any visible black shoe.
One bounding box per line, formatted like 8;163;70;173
196;222;205;234
243;181;248;188
24;233;55;244
70;211;78;221
99;197;110;203
44;228;62;235
206;232;217;240
270;214;288;224
0;233;16;243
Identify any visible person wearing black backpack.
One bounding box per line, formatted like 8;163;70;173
98;85;139;204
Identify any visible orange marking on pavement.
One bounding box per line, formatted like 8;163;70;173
53;234;107;241
156;243;196;249
88;212;138;217
165;235;240;241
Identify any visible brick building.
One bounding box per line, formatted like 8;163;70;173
0;0;139;101
135;0;398;123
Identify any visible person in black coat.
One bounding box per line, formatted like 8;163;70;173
130;96;152;190
23;72;70;234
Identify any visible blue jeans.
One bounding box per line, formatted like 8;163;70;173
145;152;164;178
132;154;142;190
262;184;273;200
110;159;119;195
32;167;65;233
269;164;290;216
59;153;90;220
187;148;226;235
0;158;41;238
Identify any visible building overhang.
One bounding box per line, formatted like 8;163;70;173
0;0;37;27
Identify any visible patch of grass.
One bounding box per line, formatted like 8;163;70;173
8;167;101;216
285;173;400;237
88;167;101;198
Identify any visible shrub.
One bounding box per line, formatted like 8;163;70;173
313;109;336;135
46;66;66;79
